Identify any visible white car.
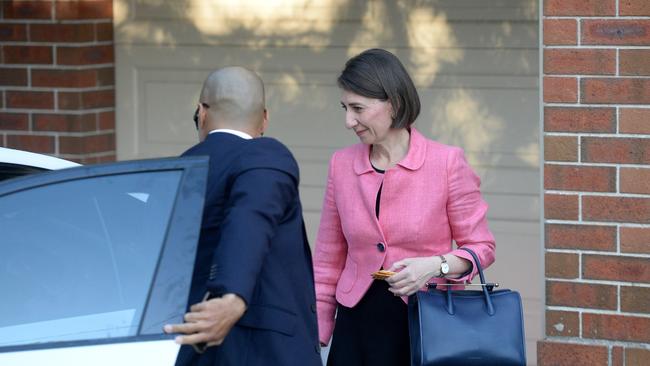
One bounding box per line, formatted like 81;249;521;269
0;147;81;181
0;148;208;365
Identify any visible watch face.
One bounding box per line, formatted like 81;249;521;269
441;262;450;274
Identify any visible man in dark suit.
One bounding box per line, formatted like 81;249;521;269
164;67;321;366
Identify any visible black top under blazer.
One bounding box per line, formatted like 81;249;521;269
175;132;321;366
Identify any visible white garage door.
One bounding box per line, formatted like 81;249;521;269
115;0;540;362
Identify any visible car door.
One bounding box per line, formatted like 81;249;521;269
0;156;208;366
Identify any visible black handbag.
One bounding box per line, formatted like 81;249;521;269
408;248;526;366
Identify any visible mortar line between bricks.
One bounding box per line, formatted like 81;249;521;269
545;161;650;167
615;50;619;76
54;20;113;25
4;86;118;92
0;41;115;47
545;191;583;196
544;74;650;78
547;306;650;318
545;45;650;50
617;225;621;255
607;346;612;366
544;133;650;138
616;166;620;193
0;108;116;114
608;347;612;366
547;190;650;197
542;337;650;350
616;0;619;16
578;310;583;337
3;130;115;137
545;103;650;108
0;19;113;25
544;219;617;228
64;85;117;91
577;16;582;47
0;63;115;70
546;277;650;286
0;20;60;25
546;219;650;227
578;192;583;221
577;133;582;162
580;16;650;20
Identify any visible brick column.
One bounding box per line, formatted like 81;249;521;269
0;0;115;163
540;1;650;365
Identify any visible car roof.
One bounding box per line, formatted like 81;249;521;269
0;147;81;170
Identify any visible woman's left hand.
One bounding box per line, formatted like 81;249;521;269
385;257;439;296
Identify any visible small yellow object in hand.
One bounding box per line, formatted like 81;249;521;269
371;270;396;280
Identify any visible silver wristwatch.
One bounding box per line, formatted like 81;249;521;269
438;255;449;277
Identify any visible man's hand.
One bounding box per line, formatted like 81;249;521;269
163;293;247;349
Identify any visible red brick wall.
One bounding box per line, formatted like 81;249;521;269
0;0;115;163
541;1;650;365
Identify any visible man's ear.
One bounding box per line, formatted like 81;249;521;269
199;104;209;130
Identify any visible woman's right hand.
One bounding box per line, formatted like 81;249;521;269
385;256;439;296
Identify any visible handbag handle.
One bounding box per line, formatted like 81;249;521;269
442;247;495;316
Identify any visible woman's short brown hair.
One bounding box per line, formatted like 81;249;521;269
337;48;420;129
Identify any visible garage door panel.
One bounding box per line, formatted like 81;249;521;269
484;193;539;223
116;45;536;80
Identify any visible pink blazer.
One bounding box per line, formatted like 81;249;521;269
313;127;496;344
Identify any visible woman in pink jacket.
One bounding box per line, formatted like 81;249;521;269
313;48;496;365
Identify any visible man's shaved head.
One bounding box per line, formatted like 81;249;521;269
197;67;267;139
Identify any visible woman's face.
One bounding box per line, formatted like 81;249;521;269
340;89;394;145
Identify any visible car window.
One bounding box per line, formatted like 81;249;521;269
0;163;46;182
0;157;208;350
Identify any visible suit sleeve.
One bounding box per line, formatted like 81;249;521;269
205;141;299;305
312;153;348;345
445;147;496;283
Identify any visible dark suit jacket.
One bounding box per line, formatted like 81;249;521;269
176;132;321;366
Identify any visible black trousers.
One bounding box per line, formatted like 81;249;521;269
326;280;410;366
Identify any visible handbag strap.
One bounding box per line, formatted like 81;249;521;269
449;247;495;316
459;247;486;285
